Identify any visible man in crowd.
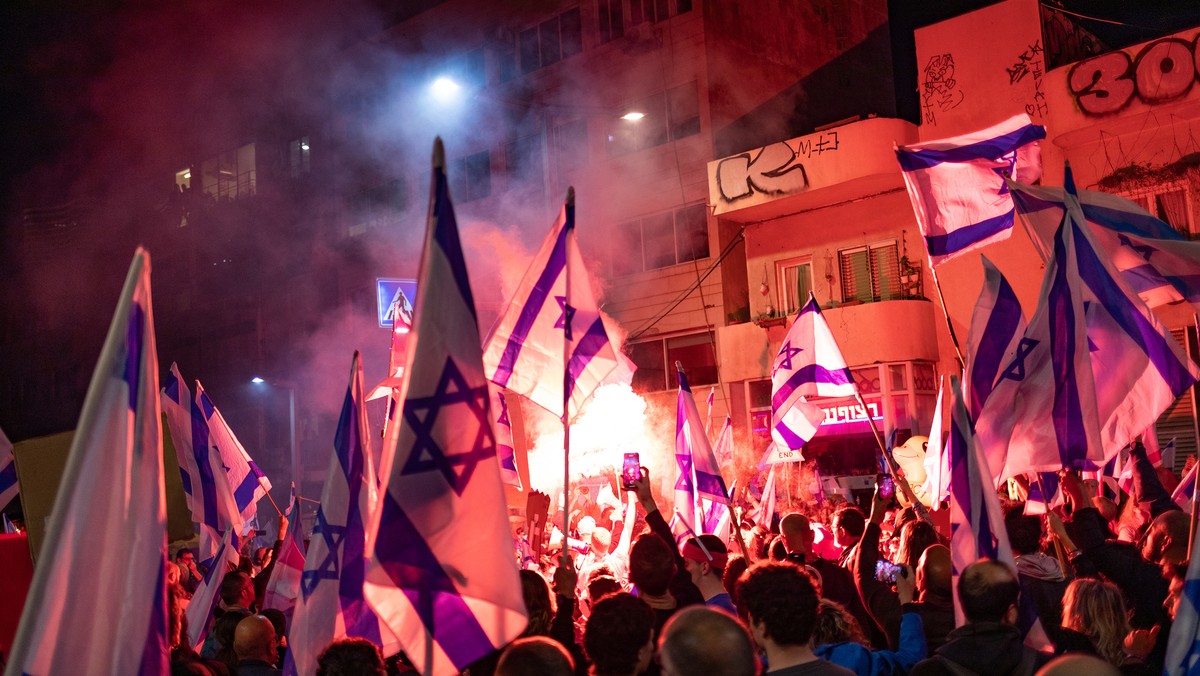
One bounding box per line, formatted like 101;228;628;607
910;559;1051;676
737;561;854;676
1004;504;1067;632
682;534;737;614
176;547;203;595
627;467;703;632
232;614;282;676
831;505;865;570
315;637;387;676
658;606;758;676
584;592;656;676
497;637;576;676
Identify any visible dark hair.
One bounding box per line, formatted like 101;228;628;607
811;599;868;646
722;555;749;602
260;608;286;641
212;609;250;675
832;505;866;539
896;520;940;569
959;559;1020;623
316;637;386;676
736;561;819;646
218;571;252;607
629;533;675;596
1004;503;1043;555
587;575;623;604
175;547;194;561
584;593;655;676
496;636;575;676
519;569;554;637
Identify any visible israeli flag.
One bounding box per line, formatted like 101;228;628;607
771;292;856;433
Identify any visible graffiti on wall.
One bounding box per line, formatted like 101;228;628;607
921;54;965;125
1068;34;1200;116
1008;40;1048;118
714;131;840;203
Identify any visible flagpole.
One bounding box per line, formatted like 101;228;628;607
1033;472;1069;571
562;188;574;560
855;392;932;523
925;263;965;369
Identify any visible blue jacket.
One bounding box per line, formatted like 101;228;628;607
815;609;926;676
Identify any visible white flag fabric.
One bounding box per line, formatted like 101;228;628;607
196;382;272;530
673;367;730;540
965;257;1027;420
289;353;396;676
490;384;522;490
897;114;1045;266
1012;181;1200;312
364;140;527;675
161;364;242;566
770;398;825;455
7;248;169;675
261;493;305;614
185;529;240;649
772;292;857;430
0;424;17;510
921;376;948;509
483;191;619;420
711;415;734;467
975;169;1199;481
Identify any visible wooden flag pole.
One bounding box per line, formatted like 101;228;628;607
855;391;932;524
561;187;575;562
1033;472;1069;571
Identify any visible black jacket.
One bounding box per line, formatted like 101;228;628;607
910;622;1051;676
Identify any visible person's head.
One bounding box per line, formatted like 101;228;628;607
176;548;195;566
658;606;759;676
584;593;655;676
629;533;675;597
779;513;813;556
497;636;576;676
1166;562;1189;620
895;519;940;569
252;547;272;571
1004;505;1044;556
1093;495;1120;523
682;535;727;587
736;561;819;650
958;559;1020;625
1062;578;1131;666
1141;510;1191;564
212;608;251;654
315;637;386;676
587;575;623;609
1035;653;1122;676
916;544;952;601
260;608;287;648
591;527;612;556
722;555;749;601
166;561;183;586
767;536;788;562
519;569;554;637
577;516;597;541
232;614;277;664
219;571;255;610
831;506;866;549
811;599;868;647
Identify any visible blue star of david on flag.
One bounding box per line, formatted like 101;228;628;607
301;507;346;598
554;296;575;341
773;342;803;376
400;357;496;496
1118;233;1155;261
496;391;510;427
1000;338;1039;382
992;150;1018;195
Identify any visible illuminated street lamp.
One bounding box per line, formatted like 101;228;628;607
250;376;298;494
430;76;462;103
620;111;645;121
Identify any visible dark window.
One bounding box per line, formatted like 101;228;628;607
506;134;544;184
628;340;666;392
561;8;582;57
642;211;676;270
627;332;717;392
610;202;709;275
677;0;692;13
539;18;561;66
666;333;717;386
674;203;708;263
629;0;645;26
553;119;589;173
612;221;643;276
450;151;491;202
607;81;699;156
598;0;624;43
668;82;700;140
839;242;900;303
515;9;583;76
519;27;540;74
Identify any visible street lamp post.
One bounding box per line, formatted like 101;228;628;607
251;376;299;496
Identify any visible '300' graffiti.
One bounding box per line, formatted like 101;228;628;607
1068;35;1200;115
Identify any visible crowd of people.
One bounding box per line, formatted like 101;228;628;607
162;441;1193;676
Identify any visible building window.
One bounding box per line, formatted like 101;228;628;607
1122;183;1194;236
506;134;544;197
598;0;624;43
610;202;709;276
775;257;813;315
553;119;588;174
288;137;311;177
349;179;407;236
450;151;491;203
628;331;717;392
839;241;900;303
200;143;257;201
519;8;582;74
175;168;192;191
629;0;690;25
607;81;701;156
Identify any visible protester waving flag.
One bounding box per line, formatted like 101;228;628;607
7;248;169;675
196;382;272;530
897;114;1045;266
0;424;18;511
976;167;1199;481
364;139;526;675
771;292;854;451
483;189;619;420
1012;180;1200;312
288;352;396;676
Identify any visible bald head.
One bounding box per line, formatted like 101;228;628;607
1035;654;1121;676
917;544;952;600
1143;510;1191;564
659;607;758;676
779;513;812;556
959;559;1019;624
233;614;277;664
497;636;575;676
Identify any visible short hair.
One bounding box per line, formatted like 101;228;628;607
219;571;252;607
496;636;575;676
958;559;1020;623
629;533;675;596
175;547;194;561
659;606;758;676
316;637;386;676
587;575;623;604
736;561;819;646
260;608;286;642
722;554;749;602
832;506;866;539
584;593;654;675
1004;504;1043;555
